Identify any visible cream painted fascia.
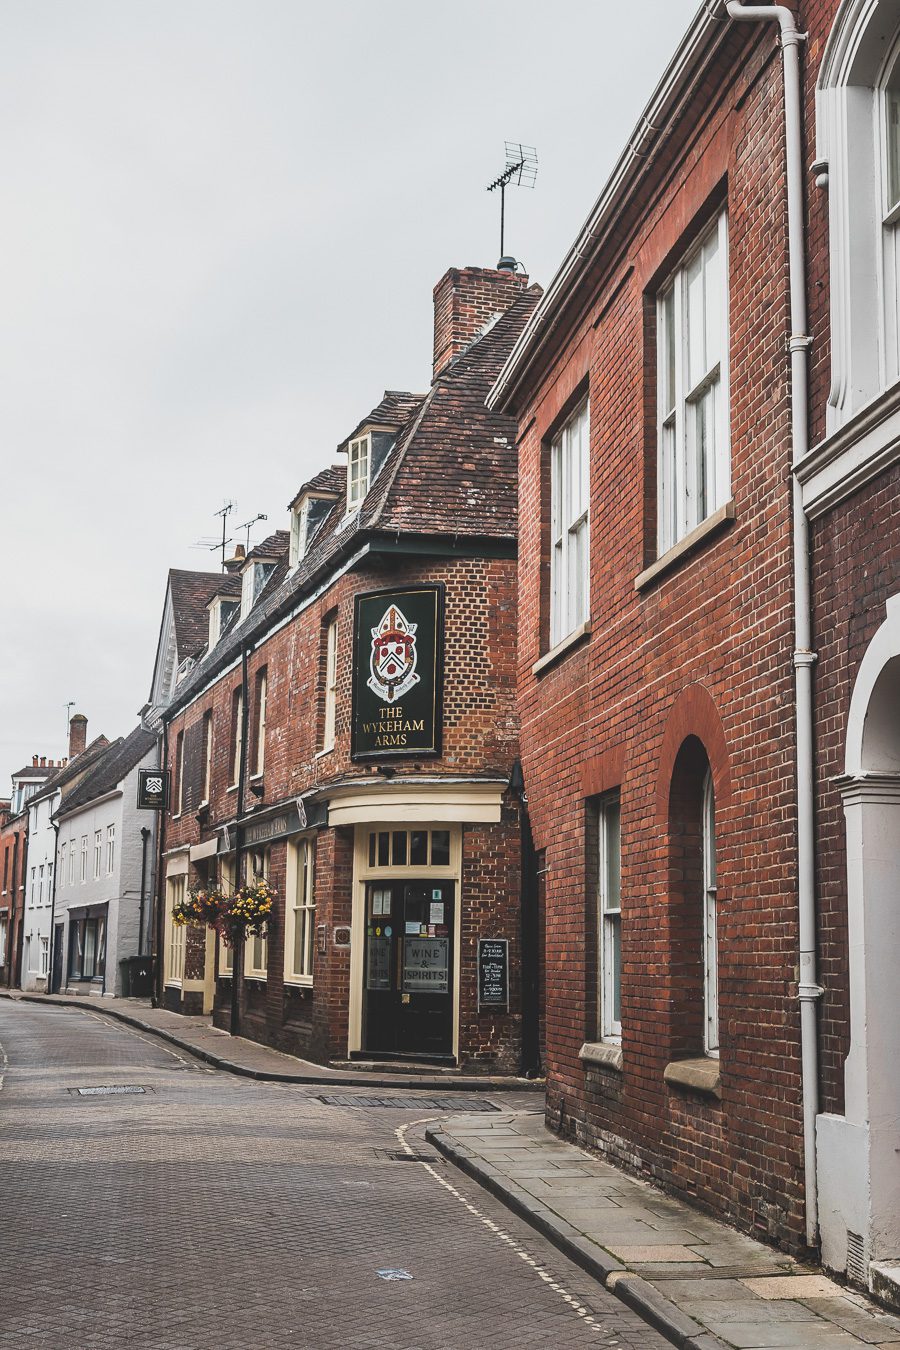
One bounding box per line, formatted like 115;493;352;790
165;852;190;877
325;778;507;827
189;839;219;862
348;823;463;1061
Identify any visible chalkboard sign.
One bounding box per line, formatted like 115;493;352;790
477;939;508;1009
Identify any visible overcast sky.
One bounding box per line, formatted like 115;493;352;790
0;0;699;788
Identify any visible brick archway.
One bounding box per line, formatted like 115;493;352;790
654;682;732;823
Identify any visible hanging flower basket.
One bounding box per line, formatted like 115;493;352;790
172;887;227;928
218;878;277;948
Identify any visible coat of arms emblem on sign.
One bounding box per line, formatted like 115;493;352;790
368;603;420;703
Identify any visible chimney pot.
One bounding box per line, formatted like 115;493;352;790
432;265;528;381
68;713;88;760
40;756;46;767
32;755;38;767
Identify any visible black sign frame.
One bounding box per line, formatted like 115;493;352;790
477;938;509;1010
351;584;445;761
137;768;169;812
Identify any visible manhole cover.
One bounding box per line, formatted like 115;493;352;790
70;1085;150;1097
377;1269;413;1281
317;1094;499;1111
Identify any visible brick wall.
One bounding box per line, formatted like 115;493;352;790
508;24;808;1247
161;550;524;1069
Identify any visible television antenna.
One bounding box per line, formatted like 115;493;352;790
486;142;538;267
64;701;76;744
236;513;268;552
191;501;237;571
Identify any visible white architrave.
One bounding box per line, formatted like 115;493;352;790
816;591;900;1283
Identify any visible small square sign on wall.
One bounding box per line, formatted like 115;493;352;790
137;769;169;811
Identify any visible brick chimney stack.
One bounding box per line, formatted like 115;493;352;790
223;545;246;575
432;265;527;382
69;713;88;760
32;755;38;767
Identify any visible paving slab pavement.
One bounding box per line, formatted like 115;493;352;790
425;1108;900;1350
0;990;541;1092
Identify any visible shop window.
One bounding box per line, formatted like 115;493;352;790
549;397;590;646
0;917;8;966
284;837;315;984
365;829;455;870
656;211;730;554
218;858;234;978
166;876;186;985
244;849;269;980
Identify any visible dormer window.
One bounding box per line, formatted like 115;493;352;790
289;494;336;568
208;596;239;652
348;435;370;509
240;561;276;621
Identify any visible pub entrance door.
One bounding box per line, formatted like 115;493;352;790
363;880;455;1060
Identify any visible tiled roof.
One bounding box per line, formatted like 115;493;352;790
244;531;290;565
55;725;157;817
337;390;425;453
169;569;242;662
288;465;344;509
28;737;113;807
165;282;540;717
11;765;53;780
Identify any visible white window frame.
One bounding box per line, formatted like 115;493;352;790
656;211;730;555
0;917;7;967
598;793;622;1043
322;619;338;752
201;711;213;805
243;849;269;980
59;842;66;890
284;836;315;985
175;731;185;815
165;876;186;986
231;688;243;789
253;670;267;777
217;858;235;978
347;435;370;510
702;770;719;1056
40;936;49;977
68;839;75;885
94;830;102;880
80;836;87;884
289;501;307;567
106;823;115;876
549;397;590;647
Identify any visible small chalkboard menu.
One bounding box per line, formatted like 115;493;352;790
477;939;509;1009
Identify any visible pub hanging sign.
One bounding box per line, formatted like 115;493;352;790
137;768;170;811
351;584;444;760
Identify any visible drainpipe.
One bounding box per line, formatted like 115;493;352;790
230;642;251;1037
138;827;151;958
47;820;60;993
153;726;169;1008
723;0;822;1249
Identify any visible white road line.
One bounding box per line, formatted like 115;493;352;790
396;1120;622;1344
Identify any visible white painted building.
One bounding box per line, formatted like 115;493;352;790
54;726;158;997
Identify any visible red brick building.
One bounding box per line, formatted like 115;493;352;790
1;758;59;988
152;266;543;1073
491;7;817;1252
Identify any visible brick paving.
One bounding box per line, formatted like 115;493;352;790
0;999;665;1349
426;1111;900;1350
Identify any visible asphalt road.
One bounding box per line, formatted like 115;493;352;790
0;1000;668;1350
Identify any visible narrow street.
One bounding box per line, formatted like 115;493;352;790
0;1001;666;1350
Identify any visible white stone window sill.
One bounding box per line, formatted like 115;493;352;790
249;773;263;783
226;785;238;794
635;500;736;592
283;977;313;989
579;1041;623;1072
663;1055;721;1099
315;746;334;759
532;621;592;677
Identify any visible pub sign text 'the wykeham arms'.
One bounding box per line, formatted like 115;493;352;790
351;585;444;760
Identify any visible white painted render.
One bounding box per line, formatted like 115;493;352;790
21;791;57;991
55;747;157;997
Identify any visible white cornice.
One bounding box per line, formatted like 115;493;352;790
796;380;900;518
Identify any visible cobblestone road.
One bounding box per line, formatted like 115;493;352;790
0;1001;667;1350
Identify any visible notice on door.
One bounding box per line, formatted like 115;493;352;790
477;938;508;1009
367;936;391;990
403;936;449;993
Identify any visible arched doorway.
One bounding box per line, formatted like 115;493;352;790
817;593;900;1288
